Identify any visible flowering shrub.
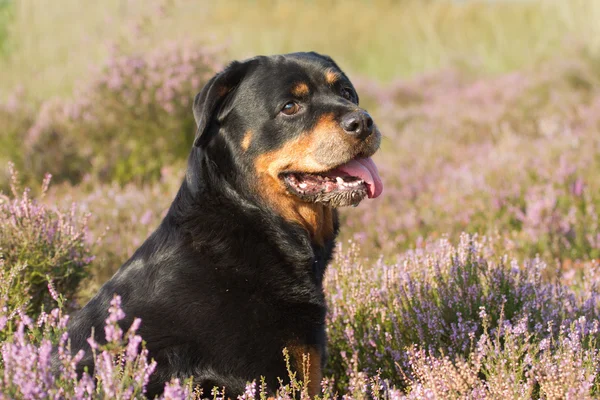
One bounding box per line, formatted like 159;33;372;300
324;234;600;393
0;257;28;338
1;235;600;398
0;295;175;399
41;166;182;298
404;316;600;399
343;53;600;262
0;286;393;399
0;164;93;318
24;43;222;185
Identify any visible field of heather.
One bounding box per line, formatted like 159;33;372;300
2;0;600;398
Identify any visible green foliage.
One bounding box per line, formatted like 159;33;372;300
22;44;221;185
0;0;13;57
0;165;93;318
4;0;600;97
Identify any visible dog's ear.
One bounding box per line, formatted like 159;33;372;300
193;59;256;147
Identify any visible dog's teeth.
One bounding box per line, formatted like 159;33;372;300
299;183;307;189
336;177;344;184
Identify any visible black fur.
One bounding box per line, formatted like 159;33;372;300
66;52;380;398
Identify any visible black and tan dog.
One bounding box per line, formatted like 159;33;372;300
67;52;383;398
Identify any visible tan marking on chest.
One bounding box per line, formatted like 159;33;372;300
288;344;322;397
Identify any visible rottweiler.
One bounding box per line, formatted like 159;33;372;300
66;52;383;398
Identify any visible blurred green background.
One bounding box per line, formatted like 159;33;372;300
2;0;600;98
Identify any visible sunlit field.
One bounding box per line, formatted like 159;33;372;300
2;0;600;398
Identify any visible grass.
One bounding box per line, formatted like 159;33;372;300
3;0;600;99
0;0;12;57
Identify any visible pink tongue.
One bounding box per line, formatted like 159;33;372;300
334;157;383;198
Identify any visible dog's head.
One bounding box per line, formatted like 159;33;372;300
191;52;383;240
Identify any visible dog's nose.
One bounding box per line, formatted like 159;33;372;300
341;111;374;140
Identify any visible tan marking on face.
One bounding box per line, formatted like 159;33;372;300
253;114;344;245
242;130;252;151
291;82;310;97
325;69;341;85
288;345;322;398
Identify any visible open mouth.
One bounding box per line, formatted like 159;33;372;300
282;157;383;207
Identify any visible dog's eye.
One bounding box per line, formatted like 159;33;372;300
341;88;356;102
281;101;301;116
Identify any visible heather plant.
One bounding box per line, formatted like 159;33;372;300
533;318;600;399
24;43;222;185
324;234;600;392
2;235;600;398
0;290;401;399
403;316;600;399
0;294;180;399
42;167;182;299
84;296;158;398
340;52;600;262
0;164;93;318
0;257;28;338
